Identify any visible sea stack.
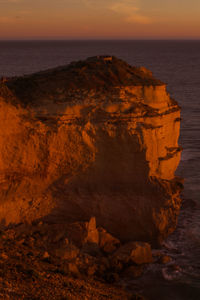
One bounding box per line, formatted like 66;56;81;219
0;56;182;245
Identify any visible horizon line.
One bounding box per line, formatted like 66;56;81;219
0;38;200;41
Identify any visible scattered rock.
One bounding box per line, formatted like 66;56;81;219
86;264;98;276
81;242;101;257
97;257;110;275
98;227;120;254
0;219;162;299
87;217;99;245
43;251;50;259
65;217;99;248
67;262;80;277
1;252;8;260
159;255;172;264
54;243;79;260
110;257;124;272
61;262;80;277
113;242;152;265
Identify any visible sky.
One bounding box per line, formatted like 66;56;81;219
0;0;200;39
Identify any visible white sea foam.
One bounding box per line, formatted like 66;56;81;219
162;266;182;281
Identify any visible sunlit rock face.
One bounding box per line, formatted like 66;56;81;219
0;56;182;245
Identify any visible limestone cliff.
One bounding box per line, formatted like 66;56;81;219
0;56;182;245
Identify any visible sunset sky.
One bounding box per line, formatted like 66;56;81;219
0;0;200;39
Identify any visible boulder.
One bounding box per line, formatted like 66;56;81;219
65;217;99;248
159;254;172;264
98;227;120;254
86;217;99;245
113;241;152;265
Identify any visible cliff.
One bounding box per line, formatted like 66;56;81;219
0;56;182;245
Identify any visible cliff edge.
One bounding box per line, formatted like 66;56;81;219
0;56;182;245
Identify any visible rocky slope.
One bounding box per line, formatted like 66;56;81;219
0;56;182;245
0;217;148;299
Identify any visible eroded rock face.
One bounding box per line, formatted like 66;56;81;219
0;56;182;245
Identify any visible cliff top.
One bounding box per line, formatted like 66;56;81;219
1;56;164;105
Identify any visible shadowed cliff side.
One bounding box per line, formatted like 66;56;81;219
0;56;182;245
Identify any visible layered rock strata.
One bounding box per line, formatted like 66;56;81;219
0;56;182;245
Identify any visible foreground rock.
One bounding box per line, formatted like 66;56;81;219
113;241;152;265
0;219;149;299
0;56;182;245
98;227;120;254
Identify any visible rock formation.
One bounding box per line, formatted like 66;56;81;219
0;217;150;299
0;56;182;245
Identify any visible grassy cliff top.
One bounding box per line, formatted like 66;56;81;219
2;56;164;105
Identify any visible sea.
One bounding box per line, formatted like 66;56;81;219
0;40;200;300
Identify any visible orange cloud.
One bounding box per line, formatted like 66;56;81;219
110;0;153;24
125;14;152;25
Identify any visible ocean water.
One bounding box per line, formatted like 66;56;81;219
0;40;200;299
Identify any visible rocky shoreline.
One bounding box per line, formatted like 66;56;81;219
0;217;175;299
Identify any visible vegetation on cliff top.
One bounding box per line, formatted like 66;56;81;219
3;56;164;106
